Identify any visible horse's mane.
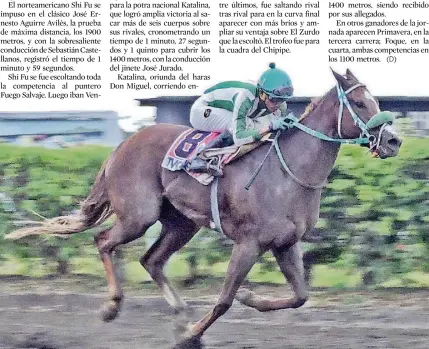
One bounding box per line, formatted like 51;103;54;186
299;96;323;121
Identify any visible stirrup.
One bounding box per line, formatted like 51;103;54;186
185;157;223;176
205;157;223;176
207;164;223;177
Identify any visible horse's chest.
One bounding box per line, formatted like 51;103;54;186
261;184;321;216
256;188;321;244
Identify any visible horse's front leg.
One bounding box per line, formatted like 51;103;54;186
235;242;308;311
175;239;261;348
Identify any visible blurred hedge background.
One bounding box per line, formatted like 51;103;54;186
0;137;428;289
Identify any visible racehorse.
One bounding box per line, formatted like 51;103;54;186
6;69;402;348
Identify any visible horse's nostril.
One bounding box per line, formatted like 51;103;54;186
388;138;401;148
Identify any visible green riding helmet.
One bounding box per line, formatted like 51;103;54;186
257;62;293;100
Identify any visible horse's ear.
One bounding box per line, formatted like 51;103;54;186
330;68;350;89
346;69;359;82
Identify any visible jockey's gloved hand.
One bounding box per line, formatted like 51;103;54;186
286;109;295;118
280;108;295;118
269;117;290;131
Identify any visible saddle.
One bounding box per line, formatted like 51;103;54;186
161;129;271;185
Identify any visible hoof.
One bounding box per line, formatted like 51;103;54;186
100;300;121;322
173;336;204;349
173;318;192;344
235;287;254;305
173;305;195;337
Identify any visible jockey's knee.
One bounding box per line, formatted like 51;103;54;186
220;131;234;146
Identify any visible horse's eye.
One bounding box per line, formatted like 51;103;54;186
355;101;365;108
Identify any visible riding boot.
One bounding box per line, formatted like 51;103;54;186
184;132;231;176
185;157;223;176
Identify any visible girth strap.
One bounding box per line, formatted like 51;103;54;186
210;177;224;235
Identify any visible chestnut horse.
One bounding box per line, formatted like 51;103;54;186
6;69;402;348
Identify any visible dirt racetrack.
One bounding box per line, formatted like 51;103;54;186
0;278;429;349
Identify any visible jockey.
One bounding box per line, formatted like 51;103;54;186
185;62;294;175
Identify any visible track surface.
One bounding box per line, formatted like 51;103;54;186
1;281;429;349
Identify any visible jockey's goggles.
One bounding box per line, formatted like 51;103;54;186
267;96;286;104
263;85;293;102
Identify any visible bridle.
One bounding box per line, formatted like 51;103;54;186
335;83;393;152
270;82;394;189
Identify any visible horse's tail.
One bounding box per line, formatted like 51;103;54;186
5;157;113;240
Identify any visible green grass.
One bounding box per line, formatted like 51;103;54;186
0;256;55;277
311;265;362;288
0;257;33;276
4;254;429;290
208;261;285;284
124;255;189;285
406;271;429;286
381;271;429;288
193;261;363;288
72;257;104;276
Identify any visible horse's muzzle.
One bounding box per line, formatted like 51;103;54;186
375;125;402;159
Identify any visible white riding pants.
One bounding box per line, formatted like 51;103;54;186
189;97;233;133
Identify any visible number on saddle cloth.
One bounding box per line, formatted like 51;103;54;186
174;130;213;158
161;129;220;172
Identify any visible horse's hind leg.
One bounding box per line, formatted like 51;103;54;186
140;201;199;313
95;214;159;322
235;242;309;312
176;239;261;347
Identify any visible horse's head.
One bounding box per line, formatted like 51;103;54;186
330;69;402;159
